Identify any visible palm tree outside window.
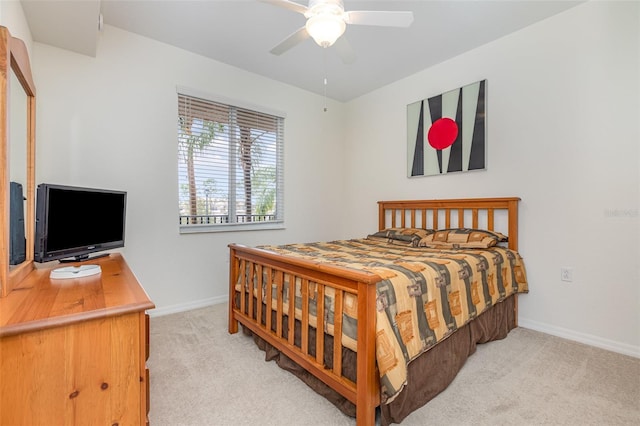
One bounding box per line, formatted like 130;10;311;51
177;90;284;232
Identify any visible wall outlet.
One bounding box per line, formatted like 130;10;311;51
561;267;574;282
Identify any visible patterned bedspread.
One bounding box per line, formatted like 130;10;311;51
254;238;528;403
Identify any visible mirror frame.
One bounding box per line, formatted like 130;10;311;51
0;26;36;297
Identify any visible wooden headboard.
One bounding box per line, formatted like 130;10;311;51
378;197;521;251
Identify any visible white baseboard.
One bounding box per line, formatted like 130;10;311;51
148;298;639;359
518;318;640;359
148;295;228;317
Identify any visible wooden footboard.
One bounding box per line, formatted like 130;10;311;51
228;197;522;426
228;244;382;426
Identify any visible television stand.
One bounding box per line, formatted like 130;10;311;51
50;264;101;279
59;252;111;263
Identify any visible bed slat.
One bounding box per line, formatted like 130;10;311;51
248;263;255;322
301;278;310;355
276;271;284;339
316;284;325;364
239;259;246;314
265;266;273;333
287;274;296;346
333;290;344;377
256;264;263;325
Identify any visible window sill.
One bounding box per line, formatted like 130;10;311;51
179;221;285;234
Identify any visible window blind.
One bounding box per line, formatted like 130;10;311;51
177;92;284;231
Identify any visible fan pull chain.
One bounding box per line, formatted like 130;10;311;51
323;77;328;112
323;47;328;112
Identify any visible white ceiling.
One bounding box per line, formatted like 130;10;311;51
21;0;583;102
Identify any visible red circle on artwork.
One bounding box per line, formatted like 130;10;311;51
428;118;458;150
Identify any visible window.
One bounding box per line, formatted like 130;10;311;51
177;89;284;233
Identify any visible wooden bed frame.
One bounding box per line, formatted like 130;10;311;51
228;197;521;426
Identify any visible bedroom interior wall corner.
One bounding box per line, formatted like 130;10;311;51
31;24;348;313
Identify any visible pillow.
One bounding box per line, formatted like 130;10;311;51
367;227;435;247
418;228;508;249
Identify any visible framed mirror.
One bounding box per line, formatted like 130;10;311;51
0;26;36;297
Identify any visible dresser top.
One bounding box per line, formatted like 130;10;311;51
0;253;154;337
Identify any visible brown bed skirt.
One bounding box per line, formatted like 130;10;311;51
241;295;516;425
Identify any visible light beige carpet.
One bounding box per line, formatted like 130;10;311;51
148;303;640;425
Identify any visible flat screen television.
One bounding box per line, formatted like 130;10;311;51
34;183;127;263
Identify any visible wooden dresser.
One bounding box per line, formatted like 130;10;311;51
0;253;155;425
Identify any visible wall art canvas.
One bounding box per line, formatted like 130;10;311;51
407;79;486;177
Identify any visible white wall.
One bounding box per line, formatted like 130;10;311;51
0;0;32;55
32;25;348;313
344;1;639;357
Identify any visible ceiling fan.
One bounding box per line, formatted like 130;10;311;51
261;0;414;63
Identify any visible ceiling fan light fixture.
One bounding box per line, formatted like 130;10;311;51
265;0;413;59
305;14;346;48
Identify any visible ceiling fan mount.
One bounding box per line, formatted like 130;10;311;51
262;0;414;63
305;0;345;18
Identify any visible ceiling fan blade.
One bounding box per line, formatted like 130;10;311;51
333;36;356;65
259;0;308;15
270;26;310;55
346;10;414;27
